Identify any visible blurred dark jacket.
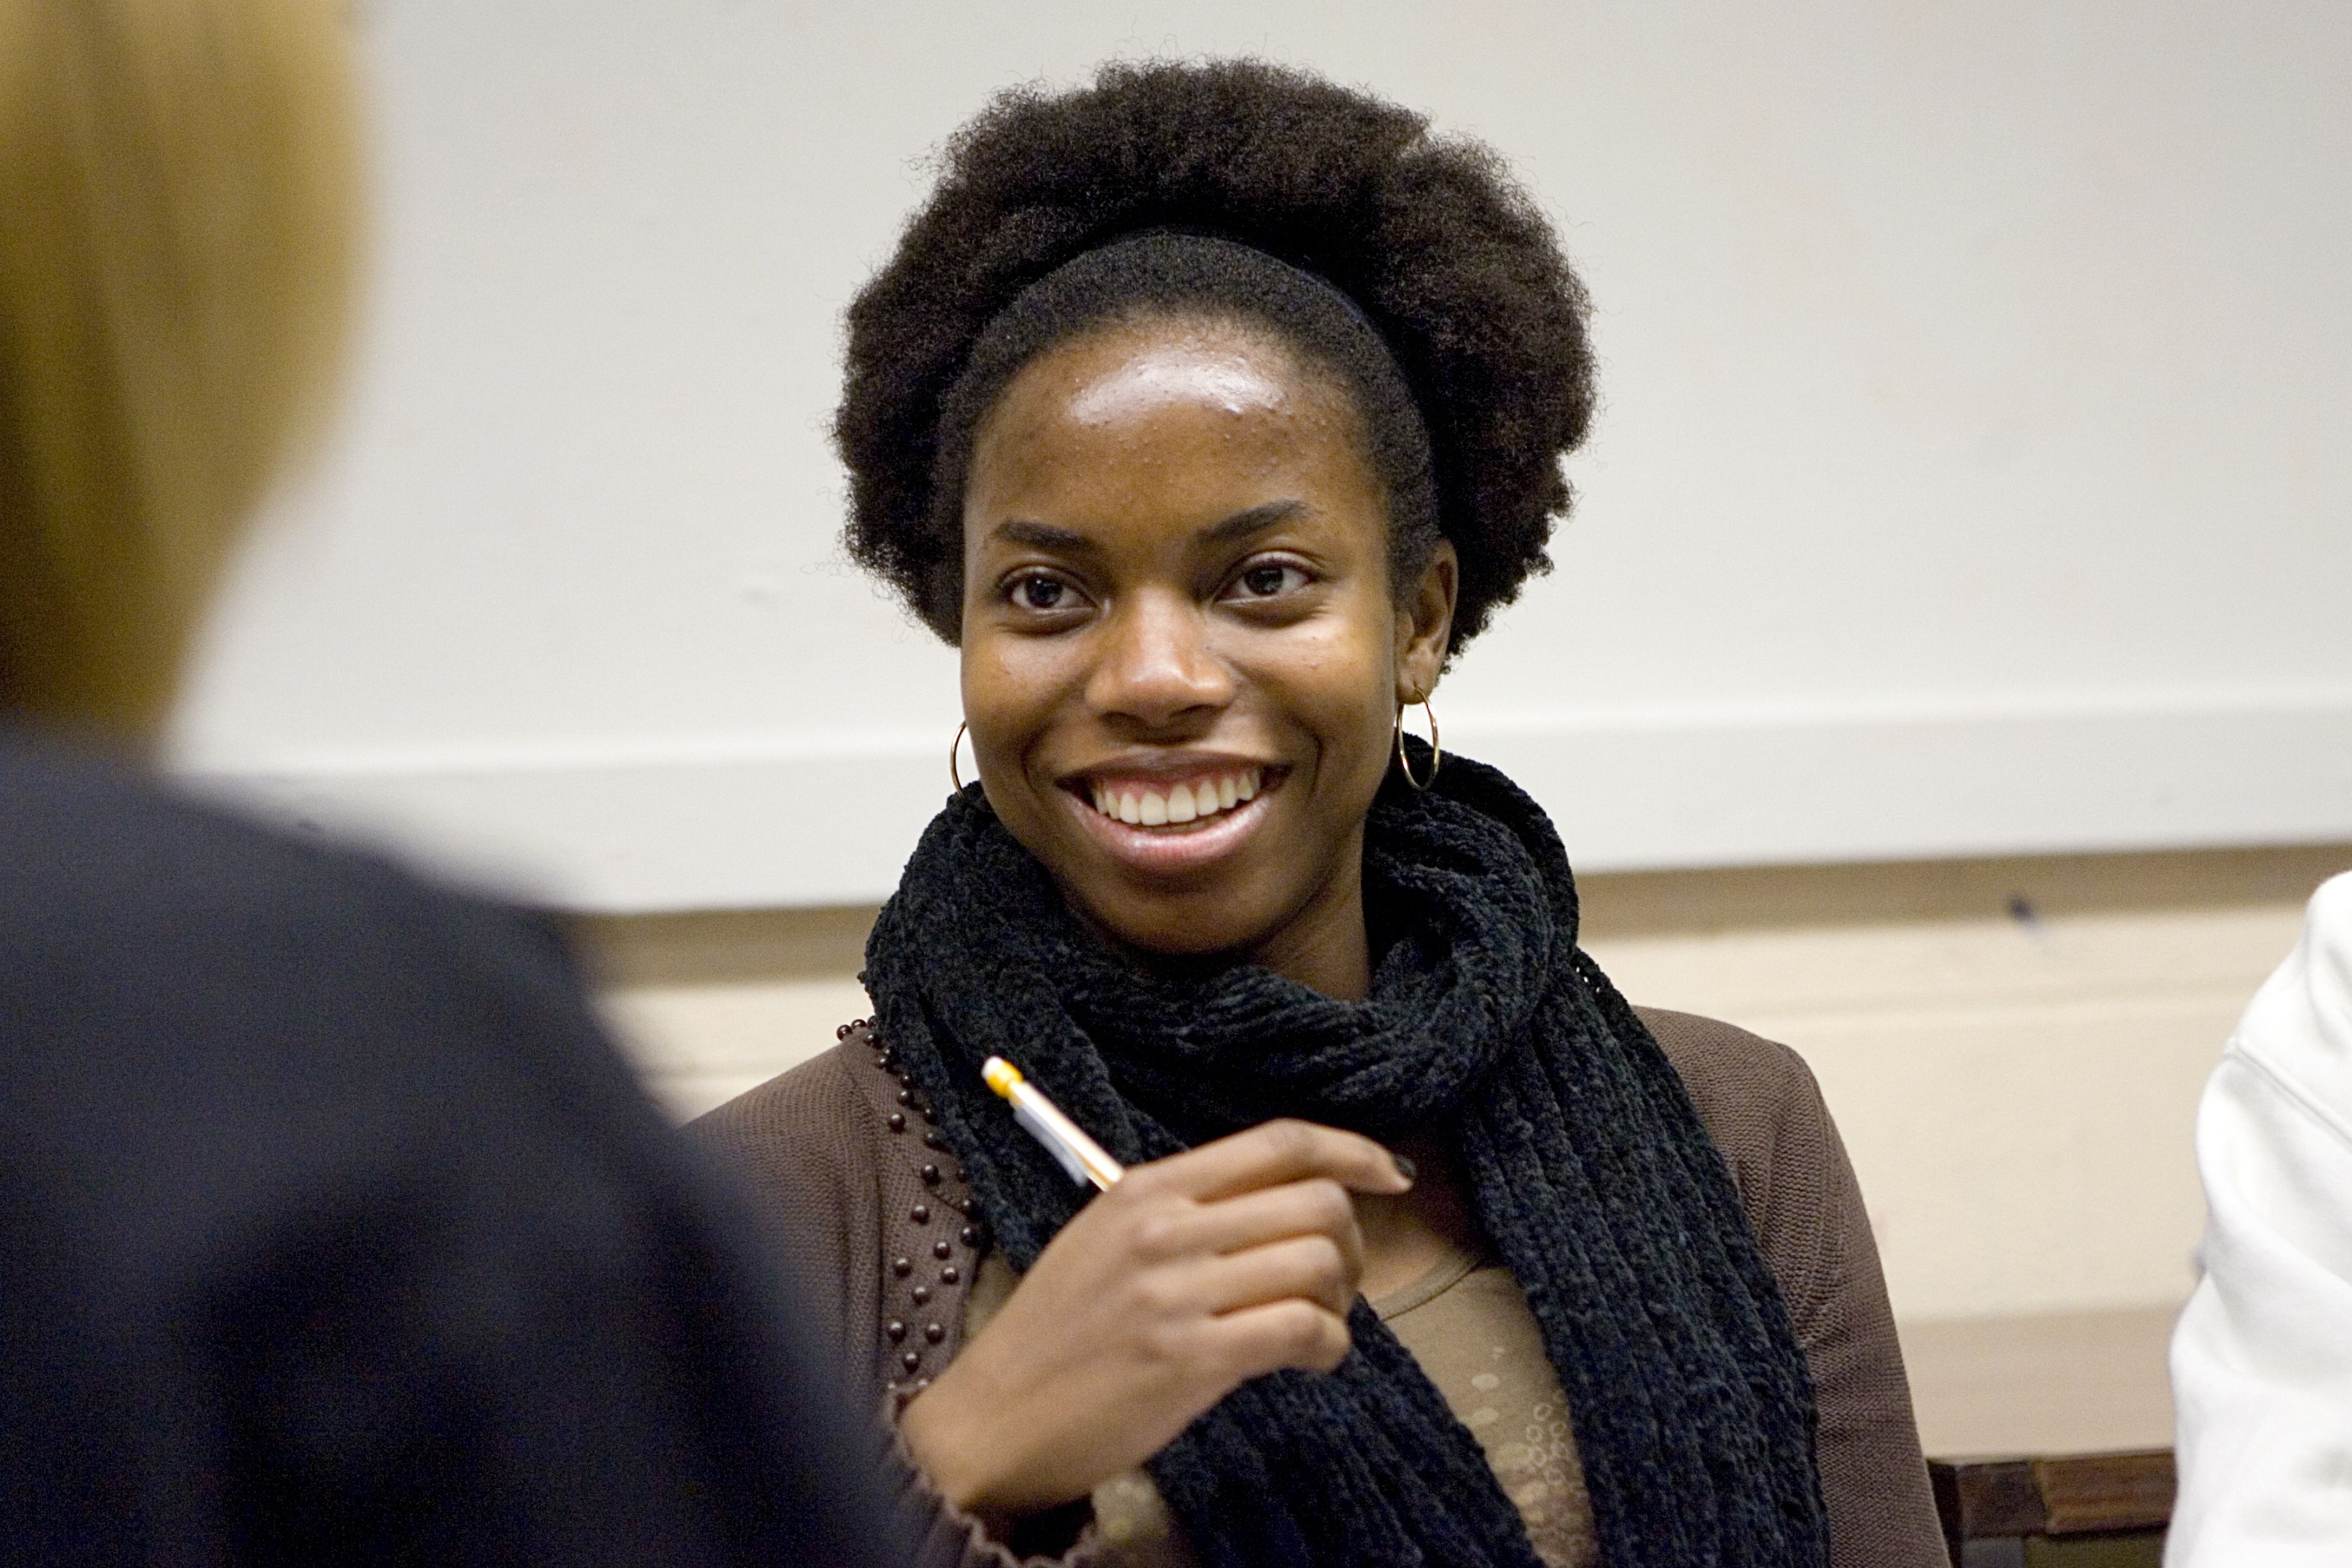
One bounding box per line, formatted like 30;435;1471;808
0;731;913;1566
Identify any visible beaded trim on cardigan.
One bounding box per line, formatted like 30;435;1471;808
841;1017;987;1404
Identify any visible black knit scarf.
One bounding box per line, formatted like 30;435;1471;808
864;749;1829;1568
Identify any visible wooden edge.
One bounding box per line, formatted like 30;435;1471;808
2033;1450;2176;1535
1929;1450;2174;1540
1929;1458;2045;1538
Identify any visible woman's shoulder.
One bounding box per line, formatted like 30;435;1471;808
0;732;645;1146
691;1032;887;1181
689;1028;995;1400
1631;1005;1849;1264
0;731;508;970
1634;1005;1833;1146
687;1032;905;1342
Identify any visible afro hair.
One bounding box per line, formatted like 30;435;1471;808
834;57;1597;655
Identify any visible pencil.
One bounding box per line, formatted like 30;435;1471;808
981;1056;1125;1191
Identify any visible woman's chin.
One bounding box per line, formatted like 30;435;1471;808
1081;896;1277;964
1025;800;1280;958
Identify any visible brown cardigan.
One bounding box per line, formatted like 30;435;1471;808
693;1007;1948;1568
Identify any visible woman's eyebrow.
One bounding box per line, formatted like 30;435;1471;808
988;519;1094;553
1201;499;1307;546
988;503;1305;555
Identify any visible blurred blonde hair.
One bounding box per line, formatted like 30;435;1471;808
0;0;359;736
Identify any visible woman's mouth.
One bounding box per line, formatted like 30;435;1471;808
1061;763;1286;876
1084;766;1263;827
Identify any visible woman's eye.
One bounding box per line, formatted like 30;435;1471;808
1232;563;1307;599
1011;574;1073;611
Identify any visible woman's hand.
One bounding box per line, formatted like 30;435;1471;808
897;1117;1413;1521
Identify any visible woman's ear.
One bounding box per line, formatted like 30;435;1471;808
1394;540;1458;704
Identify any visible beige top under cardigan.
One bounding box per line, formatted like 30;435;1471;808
966;1240;1600;1567
693;1007;1948;1567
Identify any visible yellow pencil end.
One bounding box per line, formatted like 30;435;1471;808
981;1056;1022;1099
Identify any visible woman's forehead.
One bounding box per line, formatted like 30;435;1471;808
1060;338;1290;425
1002;316;1316;413
973;322;1362;485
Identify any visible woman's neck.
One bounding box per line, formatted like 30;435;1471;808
1243;832;1373;1000
1356;1130;1483;1298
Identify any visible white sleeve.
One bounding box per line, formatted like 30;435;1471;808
2166;872;2352;1568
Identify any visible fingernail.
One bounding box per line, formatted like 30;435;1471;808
1390;1153;1417;1183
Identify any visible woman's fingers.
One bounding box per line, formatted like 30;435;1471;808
1134;1177;1366;1285
1209;1297;1354;1380
1190;1232;1357;1317
1143;1117;1413;1203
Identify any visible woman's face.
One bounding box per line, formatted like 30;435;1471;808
959;314;1455;987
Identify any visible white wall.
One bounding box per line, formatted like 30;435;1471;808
172;1;2352;911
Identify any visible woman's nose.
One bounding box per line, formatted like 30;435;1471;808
1086;592;1234;729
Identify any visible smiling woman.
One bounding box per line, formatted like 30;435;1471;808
693;59;1948;1568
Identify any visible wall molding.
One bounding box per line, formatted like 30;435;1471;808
175;694;2352;912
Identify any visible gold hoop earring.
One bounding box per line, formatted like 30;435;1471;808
1396;696;1441;791
948;720;970;794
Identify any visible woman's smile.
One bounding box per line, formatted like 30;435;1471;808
1077;762;1267;828
1059;759;1289;877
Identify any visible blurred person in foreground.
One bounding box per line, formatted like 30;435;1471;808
2167;871;2352;1567
0;3;907;1562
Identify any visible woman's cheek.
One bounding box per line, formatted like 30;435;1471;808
1246;636;1394;777
977;655;1102;829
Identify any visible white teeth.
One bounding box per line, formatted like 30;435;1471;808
1087;767;1267;825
